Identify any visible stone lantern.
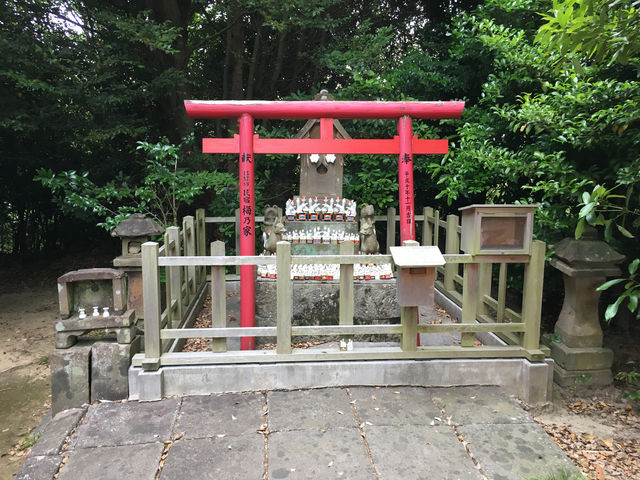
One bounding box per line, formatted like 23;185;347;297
547;226;625;386
112;213;164;317
111;213;164;257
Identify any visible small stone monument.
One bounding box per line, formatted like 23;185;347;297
547;226;625;386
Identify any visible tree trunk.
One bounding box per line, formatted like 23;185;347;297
246;26;262;100
145;0;193;141
269;30;287;96
227;0;245;100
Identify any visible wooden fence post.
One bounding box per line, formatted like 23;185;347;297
386;207;396;253
422;207;433;246
433;210;440;248
211;241;227;352
196;209;206;286
477;263;492;318
461;262;479;346
183;215;196;299
276;241;292;354
497;263;507;323
339;241;354;340
443;214;459;292
400;239;419;351
401;307;418;351
522;240;546;352
142;241;161;370
165;227;183;328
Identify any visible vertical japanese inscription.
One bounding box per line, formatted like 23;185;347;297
240;153;253;238
398;116;415;242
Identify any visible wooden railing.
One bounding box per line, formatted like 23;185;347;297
421;206;546;350
140;209;208;356
134;211;546;370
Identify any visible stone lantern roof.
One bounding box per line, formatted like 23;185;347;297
111;213;164;239
550;226;625;277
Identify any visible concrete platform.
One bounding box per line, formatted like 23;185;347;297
129;357;554;405
16;386;579;480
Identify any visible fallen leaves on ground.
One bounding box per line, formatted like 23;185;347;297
538;421;640;479
182;295;213;352
536;391;640;479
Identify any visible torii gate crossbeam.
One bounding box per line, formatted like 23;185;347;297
185;99;465;350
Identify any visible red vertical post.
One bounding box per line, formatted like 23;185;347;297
398;116;415;243
238;113;256;350
398;116;419;346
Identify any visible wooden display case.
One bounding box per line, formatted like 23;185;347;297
459;205;537;255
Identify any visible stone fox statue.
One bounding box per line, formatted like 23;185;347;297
359;204;380;254
265;216;286;255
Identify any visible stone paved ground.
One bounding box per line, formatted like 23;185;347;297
16;386;579;480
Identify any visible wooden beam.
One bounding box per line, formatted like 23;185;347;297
132;344;532;367
211;241;227;352
292;255;392;265
276;242;292;354
159;256;276;266
141;242;161;370
161;327;277;339
339;242;355;340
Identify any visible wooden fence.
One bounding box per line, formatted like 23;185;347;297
421;207;546;350
133;206;546;371
141;209;208;355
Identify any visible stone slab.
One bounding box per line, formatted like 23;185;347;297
91;337;141;401
30;408;86;456
176;393;264;439
50;344;92;416
365;424;484;480
159;435;264;480
58;443;164;480
430;386;533;425
72;397;179;448
268;388;356;431
553;364;613;387
14;454;62;480
548;340;614;371
139;358;552;405
458;423;580;480
269;428;373;479
348;386;441;426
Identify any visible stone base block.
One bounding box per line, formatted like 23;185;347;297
553;364;613;387
256;278;400;326
548;340;613;371
91;337;141;401
128;368;164;401
54;310;137;348
51;344;91;416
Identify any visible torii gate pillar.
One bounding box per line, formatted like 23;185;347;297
398;116;415;243
238;114;255;351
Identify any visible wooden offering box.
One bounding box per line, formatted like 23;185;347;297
390;246;445;307
459;205;537;255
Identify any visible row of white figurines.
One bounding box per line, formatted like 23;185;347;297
285;197;357;217
257;263;393;280
77;306;111;318
282;229;360;245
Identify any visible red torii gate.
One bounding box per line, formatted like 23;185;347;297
184;99;465;350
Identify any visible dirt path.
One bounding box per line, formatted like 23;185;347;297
0;287;57;479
